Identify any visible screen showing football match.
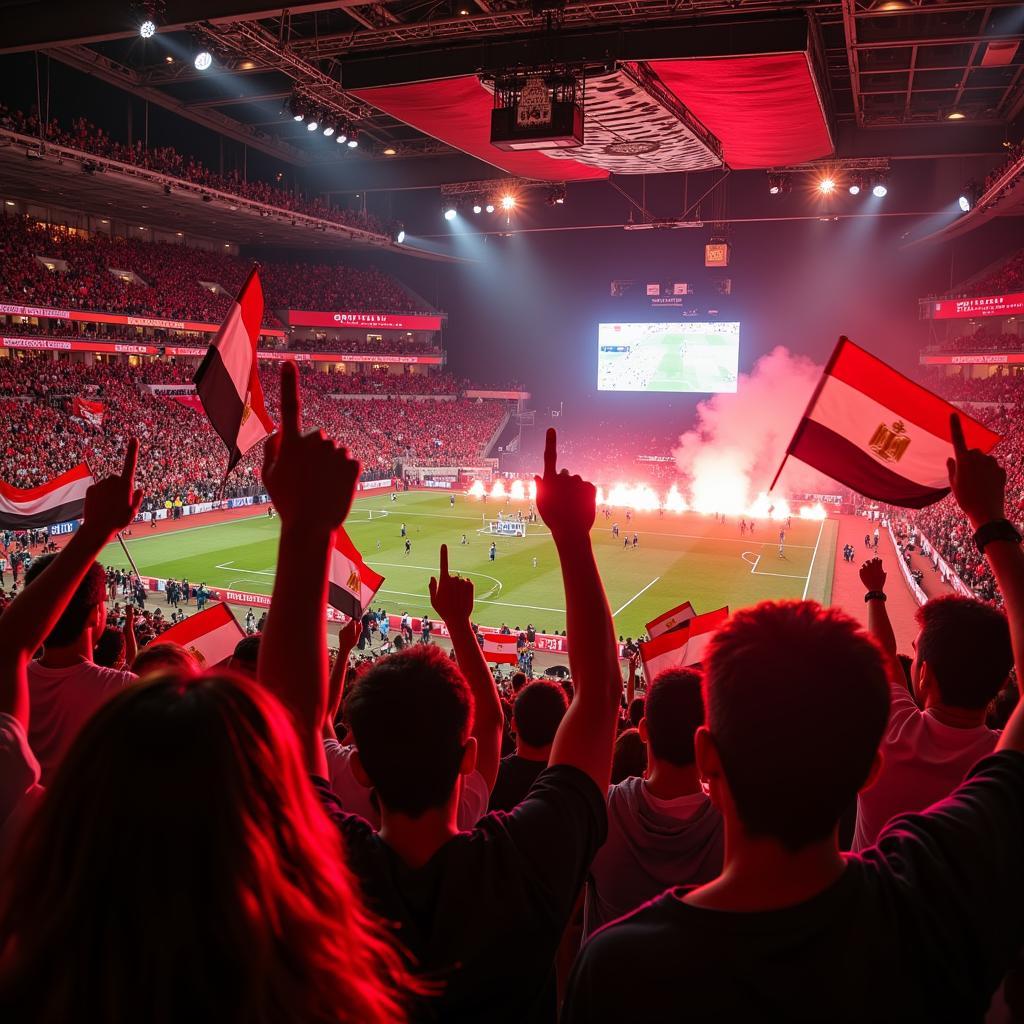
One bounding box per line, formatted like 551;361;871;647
597;322;740;394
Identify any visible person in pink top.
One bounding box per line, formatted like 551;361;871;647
852;555;1013;851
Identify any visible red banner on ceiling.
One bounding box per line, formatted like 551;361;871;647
286;310;445;331
928;292;1024;320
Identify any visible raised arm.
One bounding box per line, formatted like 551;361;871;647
0;440;142;726
122;604;138;667
259;362;361;775
430;543;502;790
323;617;361;742
859;557;898;656
536;429;620;791
948;414;1024;752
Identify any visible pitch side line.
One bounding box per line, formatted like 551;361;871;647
741;550;811;581
612;577;661;617
802;518;825;600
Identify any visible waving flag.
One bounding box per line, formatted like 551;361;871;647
73;397;105;428
194;264;274;474
646;600;696;640
0;463;95;529
639;607;729;678
151;602;244;667
773;337;1000;509
482;633;519;665
329;526;385;618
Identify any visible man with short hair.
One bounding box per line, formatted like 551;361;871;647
585;668;722;936
489;679;568;812
564;415;1024;1022
852;558;1012;850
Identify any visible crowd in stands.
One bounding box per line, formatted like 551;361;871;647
925;331;1024;355
0;215;430;334
962;246;1024;298
0;104;387;236
288;336;440;355
922;369;1024;404
0;355;503;501
979;139;1024;211
4;362;1024;1021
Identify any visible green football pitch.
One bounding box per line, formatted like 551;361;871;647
101;492;837;637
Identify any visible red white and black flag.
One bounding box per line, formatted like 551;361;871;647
774;337;1000;509
0;463;95;529
151;602;245;667
329;526;385;619
482;633;519;665
639;607;729;679
73;397;105;428
645;600;696;640
194;264;274;475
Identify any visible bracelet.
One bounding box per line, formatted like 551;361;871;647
864;590;887;603
973;519;1023;554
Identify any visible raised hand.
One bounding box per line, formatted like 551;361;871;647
948;412;1006;529
261;362;361;535
859;557;887;593
81;438;143;541
429;544;474;625
339;615;362;653
534;428;596;546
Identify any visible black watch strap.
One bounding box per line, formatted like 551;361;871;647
973;519;1022;554
864;590;887;603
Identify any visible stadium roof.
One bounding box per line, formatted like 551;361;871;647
0;0;1020;178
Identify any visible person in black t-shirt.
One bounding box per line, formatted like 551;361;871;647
564;414;1024;1023
333;430;621;1022
489;679;568;812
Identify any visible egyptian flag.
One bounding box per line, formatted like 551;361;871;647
194;264;274;474
73;397;105;428
150;602;244;668
639;607;729;679
777;337;999;509
328;526;385;618
646;600;696;640
0;463;95;529
482;633;519;665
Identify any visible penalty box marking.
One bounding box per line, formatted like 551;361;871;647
740;550;811;581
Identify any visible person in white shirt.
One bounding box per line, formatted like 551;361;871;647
584;667;723;936
852;556;1013;851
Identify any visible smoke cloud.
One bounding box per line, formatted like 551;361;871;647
673;346;837;511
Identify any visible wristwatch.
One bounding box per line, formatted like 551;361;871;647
973;519;1023;554
864;590;886;603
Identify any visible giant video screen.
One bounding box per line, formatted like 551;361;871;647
597;322;739;393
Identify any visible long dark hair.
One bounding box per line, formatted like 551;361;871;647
0;671;420;1023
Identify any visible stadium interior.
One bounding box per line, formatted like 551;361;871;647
2;0;1024;1020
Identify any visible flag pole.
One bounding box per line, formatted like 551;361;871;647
767;335;847;495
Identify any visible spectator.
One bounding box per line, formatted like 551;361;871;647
853;557;1013;850
488;679;569;812
610;727;647;784
585;668;723;937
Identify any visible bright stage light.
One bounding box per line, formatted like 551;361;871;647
873;183;887;198
444;207;457;221
958;194;971;213
347;138;358;148
848;183;860;195
307;121;318;131
335;133;347;144
817;177;836;195
472;204;482;214
140;19;157;38
396;229;405;244
323;126;335;137
194;51;213;71
485;203;495;213
501;194;516;210
293;113;305;122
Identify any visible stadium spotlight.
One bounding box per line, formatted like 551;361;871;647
959;194;971;213
485;203;495;213
307;120;318;131
140;19;157;38
194;51;213;71
848;180;861;195
395;228;406;244
872;183;888;198
817;177;836;195
335;133;347;144
293;112;305;122
444;206;457;221
501;194;516;210
323;125;335;137
472;203;482;214
767;172;785;195
347;137;359;148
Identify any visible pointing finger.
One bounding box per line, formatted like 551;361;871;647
279;361;301;437
543;427;557;478
439;543;449;578
950;412;968;457
121;438;139;483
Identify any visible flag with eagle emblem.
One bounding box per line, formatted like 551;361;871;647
329;526;385;618
194;264;274;474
